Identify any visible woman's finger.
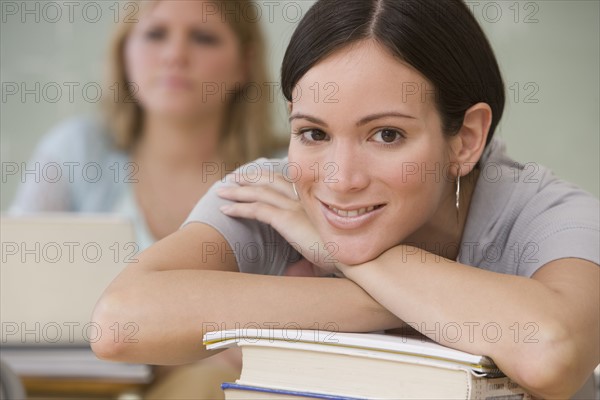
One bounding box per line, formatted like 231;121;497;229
221;200;339;271
216;184;298;211
219;200;306;235
227;172;297;199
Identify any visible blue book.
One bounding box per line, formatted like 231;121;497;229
221;382;366;400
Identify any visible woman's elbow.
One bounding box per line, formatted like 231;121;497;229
90;289;137;361
514;323;585;399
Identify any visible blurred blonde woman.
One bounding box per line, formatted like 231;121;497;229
12;0;281;244
11;0;282;398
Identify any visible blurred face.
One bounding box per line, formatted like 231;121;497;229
124;0;245;118
288;41;457;265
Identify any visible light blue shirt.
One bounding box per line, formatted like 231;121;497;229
9;116;156;250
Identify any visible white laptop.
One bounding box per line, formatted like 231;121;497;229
0;214;153;382
1;214;138;347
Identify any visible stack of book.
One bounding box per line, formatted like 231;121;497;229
203;329;533;400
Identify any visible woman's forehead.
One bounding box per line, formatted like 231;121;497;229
136;0;225;26
293;41;435;119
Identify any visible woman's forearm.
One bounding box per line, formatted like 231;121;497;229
91;268;402;365
339;245;600;398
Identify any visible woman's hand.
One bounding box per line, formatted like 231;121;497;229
216;172;340;275
284;258;321;277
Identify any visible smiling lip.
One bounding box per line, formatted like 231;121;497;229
319;200;386;230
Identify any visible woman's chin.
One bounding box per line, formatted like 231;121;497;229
146;101;215;119
326;242;384;266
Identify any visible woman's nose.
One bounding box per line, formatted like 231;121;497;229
323;144;370;194
162;34;189;67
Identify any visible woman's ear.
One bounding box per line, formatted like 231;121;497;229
450;102;492;177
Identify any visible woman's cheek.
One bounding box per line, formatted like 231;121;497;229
124;44;155;100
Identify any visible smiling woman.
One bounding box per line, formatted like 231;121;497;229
91;1;600;398
285;43;471;265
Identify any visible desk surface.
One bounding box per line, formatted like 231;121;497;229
23;376;149;399
2;347;153;399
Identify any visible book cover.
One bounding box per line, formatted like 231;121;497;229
204;328;498;374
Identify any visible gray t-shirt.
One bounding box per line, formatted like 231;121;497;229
183;138;599;277
458;138;599;277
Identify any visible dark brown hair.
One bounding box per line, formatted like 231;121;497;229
281;0;505;145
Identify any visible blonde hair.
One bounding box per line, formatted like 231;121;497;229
102;0;285;164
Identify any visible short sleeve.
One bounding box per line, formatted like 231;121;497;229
459;138;600;278
516;182;600;277
182;158;302;275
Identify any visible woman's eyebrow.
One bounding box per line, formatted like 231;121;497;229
288;113;329;127
356;112;417;127
289;111;417;127
288;111;417;127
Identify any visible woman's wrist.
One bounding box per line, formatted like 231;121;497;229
336;243;411;281
335;258;375;281
335;261;351;276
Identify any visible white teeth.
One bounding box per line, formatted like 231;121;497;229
329;205;377;217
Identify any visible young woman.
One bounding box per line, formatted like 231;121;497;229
11;1;282;398
10;0;282;248
92;1;600;398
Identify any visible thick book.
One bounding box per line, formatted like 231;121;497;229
204;329;533;400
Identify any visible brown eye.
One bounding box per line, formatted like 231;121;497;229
310;130;327;141
372;129;404;144
381;129;398;142
191;30;220;46
145;28;166;41
294;129;329;145
301;129;328;142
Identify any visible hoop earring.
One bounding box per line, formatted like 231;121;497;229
455;174;461;223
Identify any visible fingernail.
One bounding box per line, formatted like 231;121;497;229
220;205;231;213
